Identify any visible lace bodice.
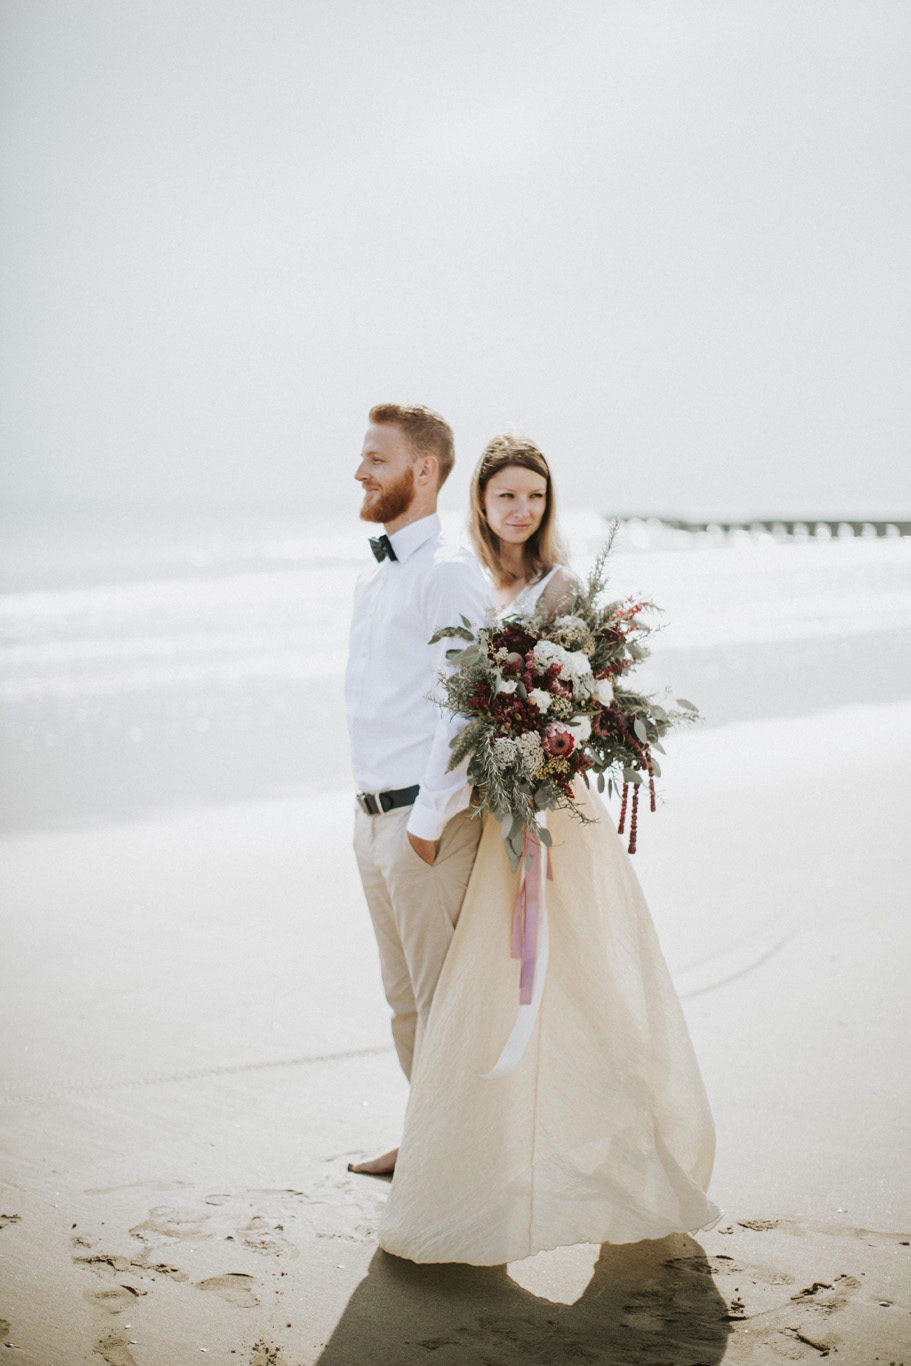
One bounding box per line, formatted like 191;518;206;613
496;565;574;619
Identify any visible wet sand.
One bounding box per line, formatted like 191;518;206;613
1;705;910;1363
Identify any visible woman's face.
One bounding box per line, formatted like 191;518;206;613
482;465;549;546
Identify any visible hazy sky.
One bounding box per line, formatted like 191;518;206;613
1;0;909;517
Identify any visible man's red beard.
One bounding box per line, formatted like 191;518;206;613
359;466;416;525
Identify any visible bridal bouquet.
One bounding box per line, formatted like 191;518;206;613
431;535;697;870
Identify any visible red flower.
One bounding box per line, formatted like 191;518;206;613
542;723;575;758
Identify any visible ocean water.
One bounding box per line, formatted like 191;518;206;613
2;506;910;831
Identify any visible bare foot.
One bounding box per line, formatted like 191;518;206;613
347;1147;398;1176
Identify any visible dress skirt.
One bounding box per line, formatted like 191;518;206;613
378;780;719;1265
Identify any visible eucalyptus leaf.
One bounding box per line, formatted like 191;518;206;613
516;681;528;699
452;644;482;666
597;772;605;793
429;624;474;645
676;697;698;711
459;613;473;630
633;717;648;744
537;826;553;848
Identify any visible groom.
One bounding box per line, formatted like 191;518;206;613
345;403;489;1175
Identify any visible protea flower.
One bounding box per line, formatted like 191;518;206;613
542;722;575;758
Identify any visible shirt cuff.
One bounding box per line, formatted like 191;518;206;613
406;791;468;842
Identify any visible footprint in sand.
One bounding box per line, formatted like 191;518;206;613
792;1273;862;1316
130;1257;188;1283
74;1252;147;1312
129;1205;212;1243
87;1285;142;1315
75;1253;132;1275
709;1250;865;1359
196;1272;260;1308
94;1331;138;1366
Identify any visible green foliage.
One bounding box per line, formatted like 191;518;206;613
446;716;487;772
429;623;475;645
433;532;700;858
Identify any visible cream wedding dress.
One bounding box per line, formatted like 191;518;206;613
378;570;719;1265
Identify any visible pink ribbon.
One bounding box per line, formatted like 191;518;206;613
511;829;554;1005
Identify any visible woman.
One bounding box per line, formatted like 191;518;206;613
378;435;719;1265
468;433;575;616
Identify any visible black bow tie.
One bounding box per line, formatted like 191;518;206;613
369;533;397;563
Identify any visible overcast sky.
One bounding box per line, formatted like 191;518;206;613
1;0;909;518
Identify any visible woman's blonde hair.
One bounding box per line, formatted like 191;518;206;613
469;434;568;585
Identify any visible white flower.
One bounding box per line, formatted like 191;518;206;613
495;676;518;695
491;737;518;770
528;687;552;713
534;640;595;693
532;640;569;672
593;677;614;705
515;730;544;778
566;714;592;743
564;650;595;692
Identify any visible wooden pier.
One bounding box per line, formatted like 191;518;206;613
616;516;911;538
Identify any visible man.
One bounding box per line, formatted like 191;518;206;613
345;404;489;1175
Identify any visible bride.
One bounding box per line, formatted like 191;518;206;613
378;434;719;1265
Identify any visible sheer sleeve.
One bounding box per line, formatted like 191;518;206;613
537;566;579;616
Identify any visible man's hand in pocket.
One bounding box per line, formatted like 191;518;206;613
408;832;437;866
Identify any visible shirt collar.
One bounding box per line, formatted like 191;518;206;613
387;513;440;564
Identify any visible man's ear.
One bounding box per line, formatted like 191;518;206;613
417;454;439;488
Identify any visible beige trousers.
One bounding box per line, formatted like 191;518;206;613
353;803;482;1080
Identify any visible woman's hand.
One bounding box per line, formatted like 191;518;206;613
408;832;437;865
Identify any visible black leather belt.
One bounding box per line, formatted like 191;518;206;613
356;784;420;816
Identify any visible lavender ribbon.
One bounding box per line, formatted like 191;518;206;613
511;828;553;1005
482;818;553;1080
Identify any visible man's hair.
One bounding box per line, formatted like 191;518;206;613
369;404;454;488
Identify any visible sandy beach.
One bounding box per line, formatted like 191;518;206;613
3;0;910;1350
2;697;909;1364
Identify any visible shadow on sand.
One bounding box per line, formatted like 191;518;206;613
316;1233;732;1365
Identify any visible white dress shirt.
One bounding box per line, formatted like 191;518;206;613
345;513;491;842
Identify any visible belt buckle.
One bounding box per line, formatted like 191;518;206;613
357;792;380;816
